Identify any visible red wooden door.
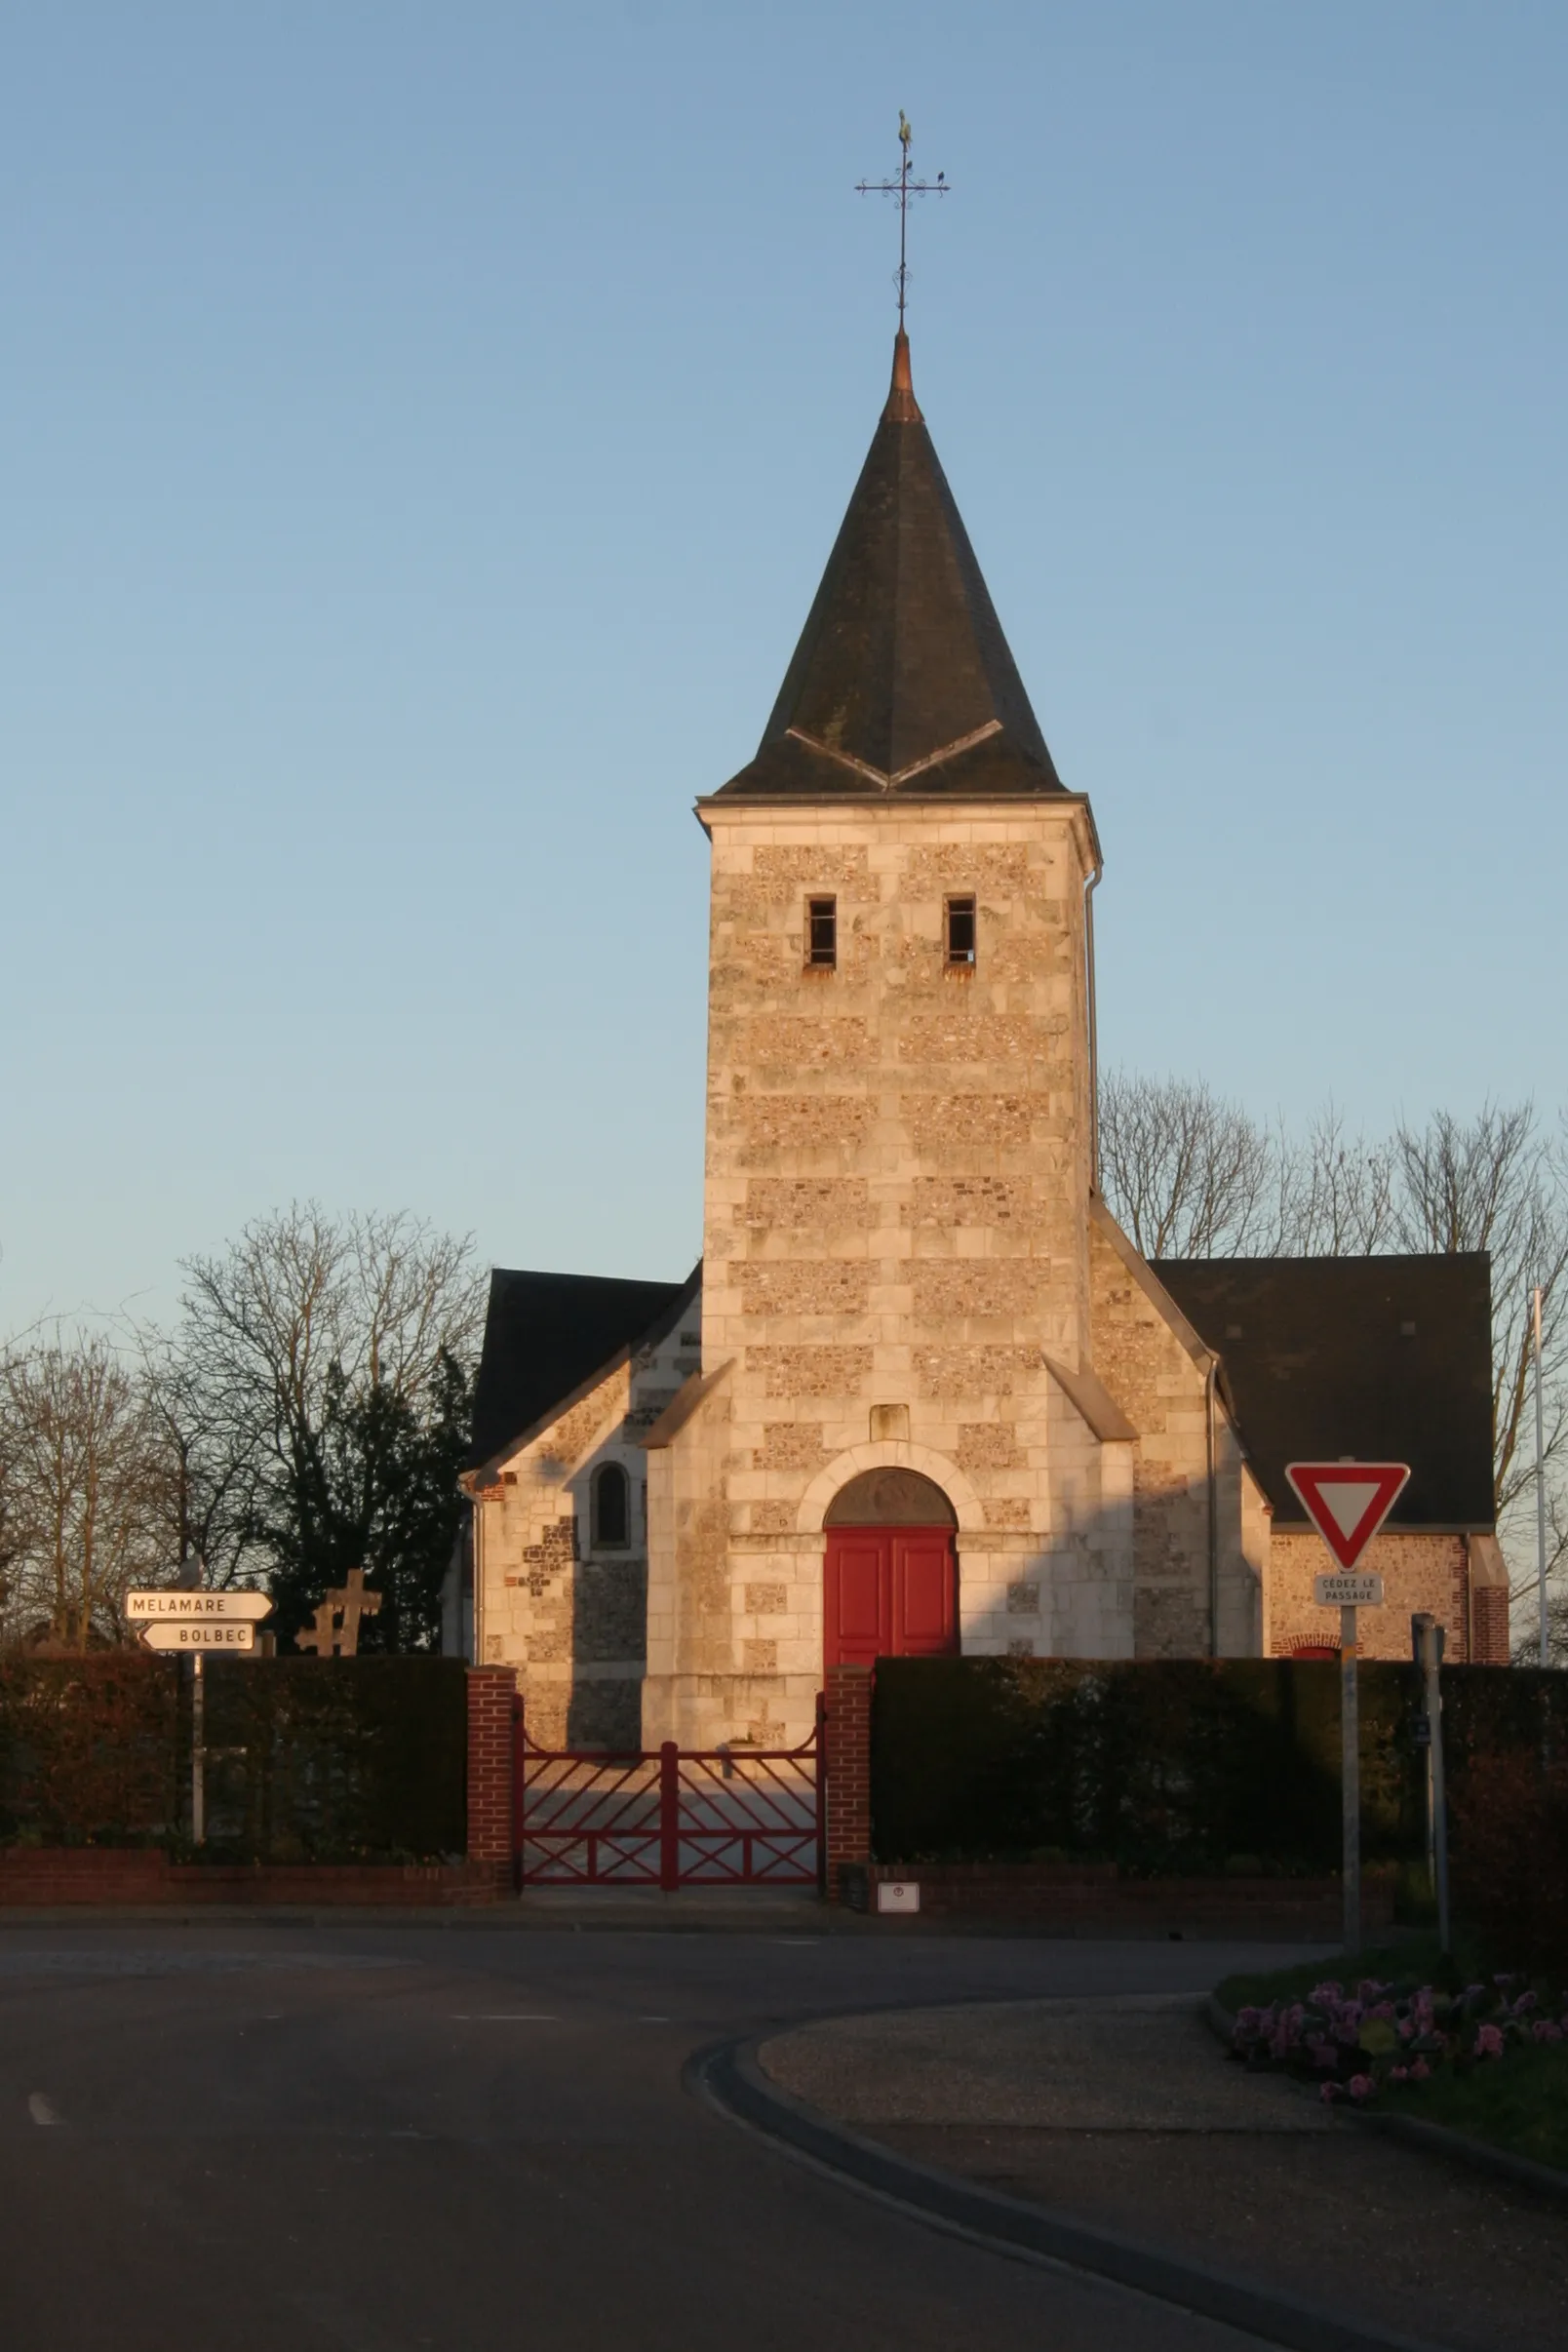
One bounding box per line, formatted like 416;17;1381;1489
824;1528;958;1668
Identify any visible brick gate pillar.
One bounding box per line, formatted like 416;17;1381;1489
823;1664;874;1901
466;1666;518;1890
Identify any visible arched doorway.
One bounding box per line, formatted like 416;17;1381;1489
823;1469;959;1668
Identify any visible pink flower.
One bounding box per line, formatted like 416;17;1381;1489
1390;2065;1409;2082
1475;2024;1505;2059
1410;2058;1431;2081
1319;2082;1342;2103
1348;2074;1375;2100
1533;2019;1563;2044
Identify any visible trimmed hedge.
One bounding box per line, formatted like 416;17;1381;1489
870;1657;1568;1877
0;1654;468;1863
0;1655;181;1847
199;1657;468;1863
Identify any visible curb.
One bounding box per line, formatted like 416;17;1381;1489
0;1901;864;1936
1206;1995;1568;2207
691;2030;1444;2352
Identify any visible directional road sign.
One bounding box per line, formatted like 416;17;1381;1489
1285;1463;1410;1570
140;1621;255;1653
1287;1460;1410;1961
1313;1571;1386;1608
126;1590;273;1622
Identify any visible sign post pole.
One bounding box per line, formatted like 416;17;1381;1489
1340;1602;1358;1954
1412;1613;1451;1953
1431;1639;1450;1955
128;1587;276;1847
192;1652;206;1848
1286;1461;1410;1964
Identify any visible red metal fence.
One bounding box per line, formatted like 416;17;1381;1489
513;1703;823;1891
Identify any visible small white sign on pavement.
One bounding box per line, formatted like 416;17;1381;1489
139;1621;255;1653
126;1590;273;1622
1313;1572;1386;1609
877;1881;921;1913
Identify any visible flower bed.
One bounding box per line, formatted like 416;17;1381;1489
1233;1972;1566;2105
1228;1958;1568;2174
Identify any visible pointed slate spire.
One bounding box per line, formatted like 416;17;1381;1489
717;334;1062;798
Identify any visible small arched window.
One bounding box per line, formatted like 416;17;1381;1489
592;1462;630;1550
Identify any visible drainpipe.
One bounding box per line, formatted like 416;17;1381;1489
1206;1358;1221;1658
470;1486;485;1667
1083;865;1103;1191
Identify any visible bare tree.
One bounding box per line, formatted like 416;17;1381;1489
134;1326;267;1590
1099;1074;1399;1262
1286;1104;1396;1255
1392;1105;1568;1605
1097;1073;1285;1258
1101;1076;1568;1642
0;1331;167;1647
170;1205;484;1640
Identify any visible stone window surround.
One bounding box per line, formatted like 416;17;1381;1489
565;1439;648;1565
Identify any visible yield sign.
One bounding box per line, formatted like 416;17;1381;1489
1285;1462;1410;1570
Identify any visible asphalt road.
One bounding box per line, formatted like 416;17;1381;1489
0;1917;1312;2351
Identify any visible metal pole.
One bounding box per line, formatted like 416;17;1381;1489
1412;1614;1436;1890
1341;1603;1359;1955
191;1652;206;1847
659;1741;680;1893
1536;1286;1548;1667
1429;1638;1450;1956
814;1690;828;1900
1206;1360;1221;1658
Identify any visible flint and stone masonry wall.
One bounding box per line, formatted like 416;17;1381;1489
468;1313;701;1746
1087;1208;1266;1658
642;796;1173;1748
1270;1530;1510;1665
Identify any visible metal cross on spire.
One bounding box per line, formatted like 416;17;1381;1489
856;111;950;328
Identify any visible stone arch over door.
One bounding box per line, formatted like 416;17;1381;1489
797;1441;984;1538
825;1467;957;1528
820;1461;961;1670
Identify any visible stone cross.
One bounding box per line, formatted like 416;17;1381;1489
295;1567;383;1658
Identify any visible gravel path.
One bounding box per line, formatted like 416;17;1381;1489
760;1996;1568;2352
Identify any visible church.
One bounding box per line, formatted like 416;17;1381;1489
452;328;1508;1751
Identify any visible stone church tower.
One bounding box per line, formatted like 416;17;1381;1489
458;333;1506;1753
642;333;1142;1747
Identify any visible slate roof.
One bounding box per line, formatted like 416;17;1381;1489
467;1267;698;1470
1155;1254;1495;1530
715;334;1064;800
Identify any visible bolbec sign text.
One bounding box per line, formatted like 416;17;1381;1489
140;1622;255;1653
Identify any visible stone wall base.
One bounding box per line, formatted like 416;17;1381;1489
0;1849;510;1907
839;1858;1395;1940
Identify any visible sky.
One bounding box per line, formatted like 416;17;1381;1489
3;2;1566;1335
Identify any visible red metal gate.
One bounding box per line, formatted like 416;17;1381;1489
513;1702;824;1890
